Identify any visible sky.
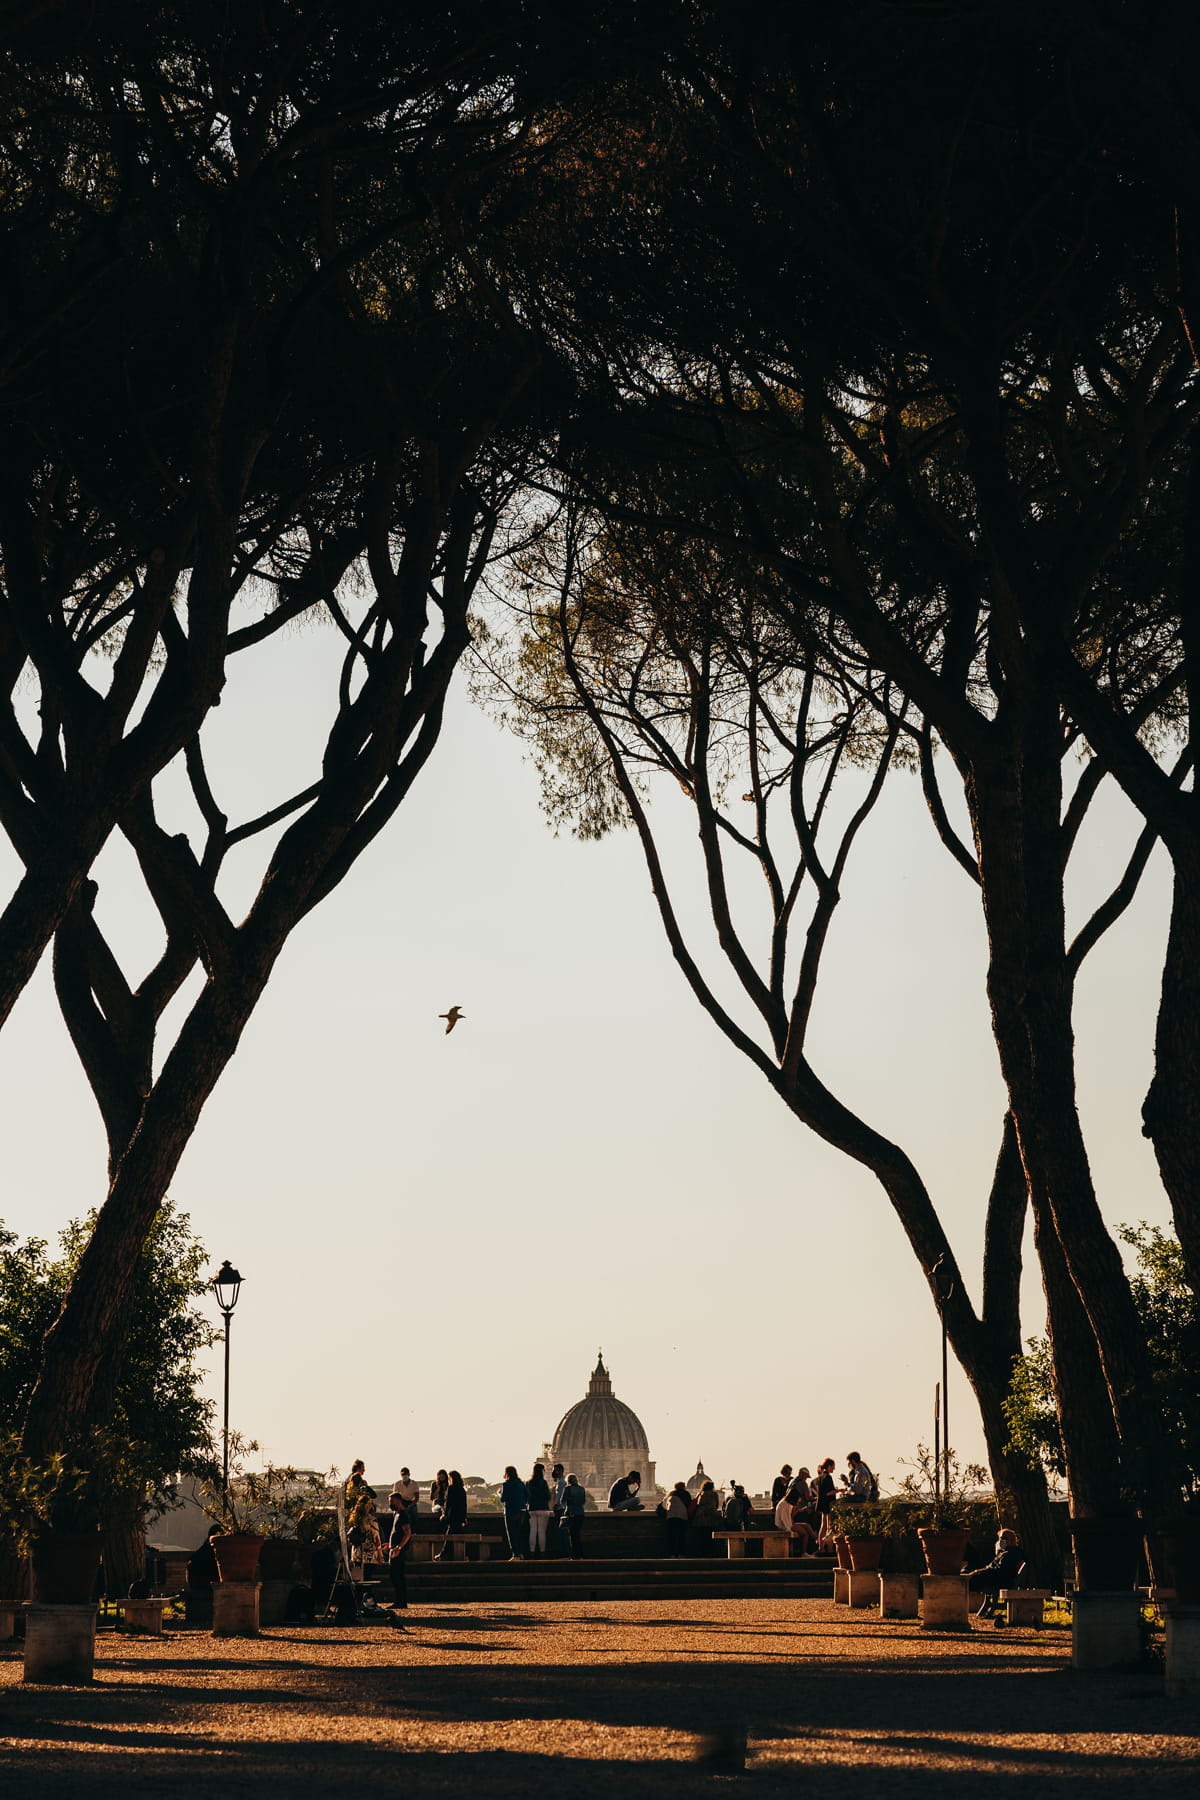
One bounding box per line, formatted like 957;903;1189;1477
0;614;1174;1502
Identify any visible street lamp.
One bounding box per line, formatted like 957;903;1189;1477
930;1254;953;1509
210;1260;243;1493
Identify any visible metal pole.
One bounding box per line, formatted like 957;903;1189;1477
942;1312;950;1493
934;1381;941;1509
222;1309;232;1493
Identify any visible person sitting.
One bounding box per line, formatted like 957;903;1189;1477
609;1469;644;1511
723;1484;752;1530
965;1528;1022;1612
783;1478;818;1556
186;1525;220;1591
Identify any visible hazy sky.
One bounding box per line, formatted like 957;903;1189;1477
0;615;1172;1499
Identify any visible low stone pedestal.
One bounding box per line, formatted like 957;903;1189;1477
920;1574;970;1630
22;1603;96;1683
832;1568;850;1604
212;1581;261;1638
879;1573;919;1619
1001;1588;1050;1628
1071;1591;1141;1670
1165;1606;1200;1698
846;1570;879;1607
259;1578;293;1627
119;1598;166;1636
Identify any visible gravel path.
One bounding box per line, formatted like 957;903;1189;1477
2;1598;1198;1796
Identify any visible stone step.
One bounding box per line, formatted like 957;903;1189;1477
401;1560;833;1603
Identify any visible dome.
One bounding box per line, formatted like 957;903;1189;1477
685;1460;708;1495
549;1355;656;1496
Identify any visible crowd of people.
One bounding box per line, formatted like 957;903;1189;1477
338;1450;888;1590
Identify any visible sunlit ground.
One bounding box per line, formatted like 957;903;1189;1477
3;1598;1198;1796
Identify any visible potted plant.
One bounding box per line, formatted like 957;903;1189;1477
830;1503;887;1571
236;1464;338;1582
894;1445;997;1575
0;1438;84;1603
197;1433;265;1581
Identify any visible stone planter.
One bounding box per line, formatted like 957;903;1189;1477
23;1602;97;1683
1070;1515;1142;1592
211;1533;263;1583
833;1535;852;1570
917;1528;970;1576
845;1537;883;1573
31;1531;103;1604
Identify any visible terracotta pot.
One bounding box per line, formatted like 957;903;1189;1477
917;1528;970;1576
211;1533;263;1582
31;1529;103;1603
845;1537;883;1572
1069;1515;1142;1592
258;1539;298;1582
833;1535;852;1570
1160;1524;1200;1605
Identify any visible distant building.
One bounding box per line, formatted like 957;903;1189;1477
685;1460;709;1496
549;1354;657;1497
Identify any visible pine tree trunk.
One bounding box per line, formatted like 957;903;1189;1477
1143;844;1200;1297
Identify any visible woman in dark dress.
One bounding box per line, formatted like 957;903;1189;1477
436;1470;468;1560
815;1458;837;1551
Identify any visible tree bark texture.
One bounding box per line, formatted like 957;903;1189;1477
1143;842;1200;1297
773;1068;1056;1575
964;691;1183;1525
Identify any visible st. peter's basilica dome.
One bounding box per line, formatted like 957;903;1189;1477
549;1355;657;1497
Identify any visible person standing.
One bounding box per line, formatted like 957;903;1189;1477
841;1451;877;1503
561;1474;587;1559
429;1469;449;1520
435;1470;468;1560
690;1478;722;1557
499;1465;528;1560
386;1497;412;1616
550;1461;569;1556
345;1460;381;1573
527;1462;553;1558
771;1464;794;1508
665;1482;692;1557
815;1458;837;1549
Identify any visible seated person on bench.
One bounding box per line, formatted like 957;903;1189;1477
966;1528;1022;1611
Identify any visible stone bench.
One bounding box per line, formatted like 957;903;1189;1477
407;1534;504;1562
712;1531;791;1560
999;1587;1051;1627
119;1597;168;1635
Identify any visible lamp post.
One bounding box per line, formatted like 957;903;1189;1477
210;1260;243;1493
930;1254;953;1504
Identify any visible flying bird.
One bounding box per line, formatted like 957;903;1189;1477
438;1005;464;1034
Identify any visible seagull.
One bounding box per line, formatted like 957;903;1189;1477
438;1005;464;1034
